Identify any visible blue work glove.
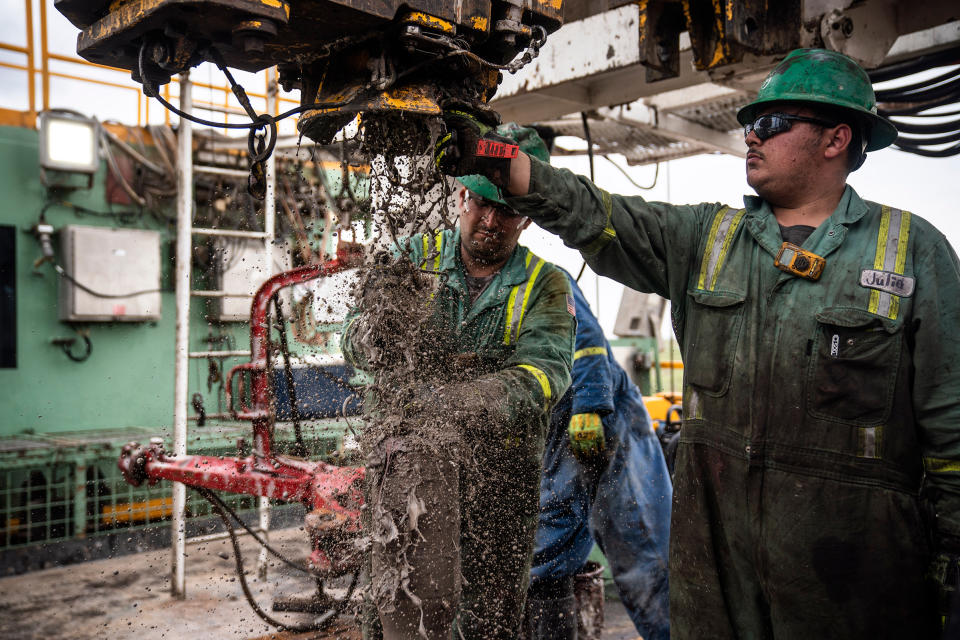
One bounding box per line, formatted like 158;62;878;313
568;413;605;464
434;108;517;185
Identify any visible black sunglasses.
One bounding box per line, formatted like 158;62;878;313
744;113;838;141
467;193;520;217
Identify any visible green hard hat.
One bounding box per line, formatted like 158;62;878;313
458;123;550;205
737;48;898;152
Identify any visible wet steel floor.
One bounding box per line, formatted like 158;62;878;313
0;526;640;639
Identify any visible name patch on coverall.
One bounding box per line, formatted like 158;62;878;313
859;269;915;297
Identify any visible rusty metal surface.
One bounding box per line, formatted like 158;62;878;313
56;0;565;145
638;0;686;81
681;0;804;71
60;0;562;76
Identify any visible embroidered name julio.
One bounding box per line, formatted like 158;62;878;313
859;269;915;297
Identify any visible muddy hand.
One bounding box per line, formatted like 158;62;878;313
568;412;605;464
435;108;517;186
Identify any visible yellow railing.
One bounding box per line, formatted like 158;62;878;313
2;0;299;128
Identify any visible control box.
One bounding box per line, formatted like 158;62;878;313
58;225;162;322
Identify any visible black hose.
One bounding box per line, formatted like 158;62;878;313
62;335;92;362
867;48;960;159
896;130;960;146
197;487;316;575
868;46;960;83
874;66;960;102
601;155;659;190
894;108;960;118
54;264;163;298
575;261;587;283
197;488;336;633
880;89;960;116
581;112;595;182
886;117;960;135
876;76;960;107
892;141;960;158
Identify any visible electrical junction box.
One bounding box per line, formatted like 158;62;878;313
211;238;290;322
58;225;162;321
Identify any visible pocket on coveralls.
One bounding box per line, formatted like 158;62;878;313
684;289;747;396
806;307;902;425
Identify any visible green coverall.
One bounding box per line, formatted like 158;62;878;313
341;228;575;638
507;156;960;638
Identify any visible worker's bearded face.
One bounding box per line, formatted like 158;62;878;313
745;104;837;205
458;188;530;266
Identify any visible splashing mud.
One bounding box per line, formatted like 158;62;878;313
346;113;487;639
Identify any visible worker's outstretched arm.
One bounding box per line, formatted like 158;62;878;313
508;155;720;303
435;110;716;301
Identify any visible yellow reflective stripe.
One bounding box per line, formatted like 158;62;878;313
517;364;551;403
421;233;430;269
868;207;891;315
581;190;617;256
874;207;892;270
867;290;881;315
503;286;521;344
888;210;912;320
433;231;443;271
894;211;912;273
711;208;747;290
925;457;960;474
574;346;607;360
342;315;357;336
868;207;912;319
504;253;542;346
697;206;745;291
516;258;545;336
697;206;729;290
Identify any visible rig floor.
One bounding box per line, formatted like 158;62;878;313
0;526;640;639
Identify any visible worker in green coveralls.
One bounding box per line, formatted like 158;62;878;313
436;48;960;638
342;124;575;639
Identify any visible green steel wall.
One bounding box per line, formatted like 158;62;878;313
0;125;353;564
0;124;247;436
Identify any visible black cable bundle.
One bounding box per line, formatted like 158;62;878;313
870;45;960;158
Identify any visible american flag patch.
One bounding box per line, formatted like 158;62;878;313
566;294;576;317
